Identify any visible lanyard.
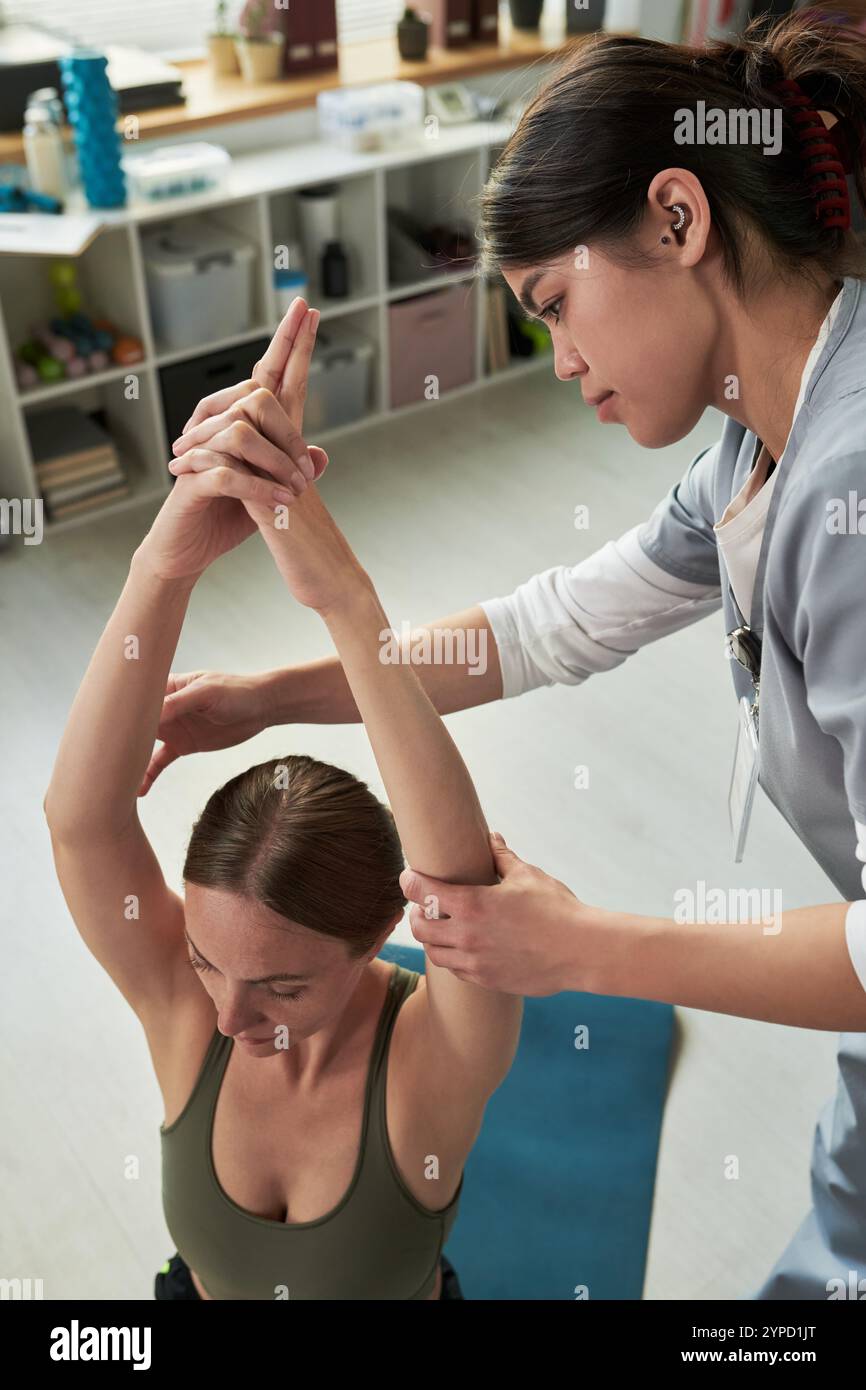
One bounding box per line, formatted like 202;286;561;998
724;439;769;729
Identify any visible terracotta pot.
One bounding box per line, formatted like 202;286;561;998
234;35;284;83
207;33;240;77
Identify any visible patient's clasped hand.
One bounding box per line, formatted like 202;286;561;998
139;298;366;615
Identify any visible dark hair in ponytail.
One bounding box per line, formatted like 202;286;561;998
480;7;866;299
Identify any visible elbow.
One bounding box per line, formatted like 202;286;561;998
43;784;76;841
43;786;64;840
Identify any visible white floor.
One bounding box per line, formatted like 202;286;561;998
1;365;839;1300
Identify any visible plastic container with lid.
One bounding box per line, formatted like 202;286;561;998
317;82;425;152
141;218;256;352
304;322;375;432
122;143;231;203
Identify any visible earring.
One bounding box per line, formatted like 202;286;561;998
661;204;686;244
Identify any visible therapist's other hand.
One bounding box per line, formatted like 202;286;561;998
173;301;328;497
401;831;596;996
138;671;270;796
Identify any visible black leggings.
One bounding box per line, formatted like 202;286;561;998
154;1250;465;1300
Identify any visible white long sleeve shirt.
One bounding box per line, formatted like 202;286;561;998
478;285;866;993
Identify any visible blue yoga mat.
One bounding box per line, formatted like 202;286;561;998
379;941;674;1300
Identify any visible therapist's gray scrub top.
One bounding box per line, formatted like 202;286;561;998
481;272;866;1299
636;272;866;1299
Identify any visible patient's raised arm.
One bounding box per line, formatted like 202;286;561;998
238;479;524;1091
42;453;278;1024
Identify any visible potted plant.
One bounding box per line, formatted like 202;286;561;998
509;0;545;30
234;0;285;83
397;6;430;61
207;1;240;76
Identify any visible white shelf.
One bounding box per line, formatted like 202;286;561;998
62;123;515;231
315;352;553;444
153;326;271;368
42;481;169;535
0;119;551;535
485;353;554;381
317;292;382;322
17;363;143;406
387;268;478;301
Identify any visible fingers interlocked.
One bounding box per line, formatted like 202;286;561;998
170;385;314;499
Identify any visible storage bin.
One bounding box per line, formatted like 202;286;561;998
122;143;231;203
388;285;476;409
142;219;256;352
305;322;375;432
159;336;272;447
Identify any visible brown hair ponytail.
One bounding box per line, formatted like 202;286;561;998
480;7;866;298
183;754;406;958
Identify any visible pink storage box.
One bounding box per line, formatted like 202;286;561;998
388;284;476;409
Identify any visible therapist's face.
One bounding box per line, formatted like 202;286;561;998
502;240;716;449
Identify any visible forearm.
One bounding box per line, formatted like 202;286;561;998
592;900;866;1031
256;604;503;726
322;587;494;885
45;548;196;839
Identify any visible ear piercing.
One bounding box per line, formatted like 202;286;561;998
661;205;687;243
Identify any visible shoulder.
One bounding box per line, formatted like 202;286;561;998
636;433;727;585
142;945;219;1125
772;446;866;558
766;447;866;656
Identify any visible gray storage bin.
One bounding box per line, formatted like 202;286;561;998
305;322;374;431
142;218;256;352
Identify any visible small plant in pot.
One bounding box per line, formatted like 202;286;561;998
509;0;545;30
235;0;285;83
207;0;240;77
397;7;430;61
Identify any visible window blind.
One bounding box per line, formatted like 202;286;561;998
2;1;408;56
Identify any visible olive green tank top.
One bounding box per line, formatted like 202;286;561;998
160;963;463;1299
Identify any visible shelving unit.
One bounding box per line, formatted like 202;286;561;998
0;121;552;534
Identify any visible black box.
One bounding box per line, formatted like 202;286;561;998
159;337;272;451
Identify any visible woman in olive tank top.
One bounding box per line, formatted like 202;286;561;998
45;300;523;1300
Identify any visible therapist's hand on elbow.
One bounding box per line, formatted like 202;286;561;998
171;298;328;496
401;831;614;997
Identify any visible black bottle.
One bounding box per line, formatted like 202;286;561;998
322;240;350;298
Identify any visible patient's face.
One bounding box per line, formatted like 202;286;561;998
183;884;373;1057
503;246;714;450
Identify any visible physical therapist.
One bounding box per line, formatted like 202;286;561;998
149;11;866;1298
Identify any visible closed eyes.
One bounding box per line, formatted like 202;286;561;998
187;953;307;1002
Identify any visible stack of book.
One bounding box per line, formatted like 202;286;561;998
27;406;128;521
